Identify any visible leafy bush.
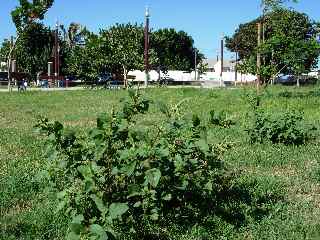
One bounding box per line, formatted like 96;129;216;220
247;109;316;145
278;88;320;98
209;110;235;128
35;90;232;239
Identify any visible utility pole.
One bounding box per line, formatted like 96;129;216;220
220;33;224;87
235;51;238;84
54;20;59;87
144;7;150;87
257;22;262;92
194;49;197;80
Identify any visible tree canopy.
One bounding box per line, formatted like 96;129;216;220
63;24;202;83
15;22;54;79
150;28;203;72
11;0;54;31
226;8;320;81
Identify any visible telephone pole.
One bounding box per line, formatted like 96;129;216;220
194;49;197;80
54;20;59;86
235;51;238;84
220;33;224;87
144;7;150;87
257;22;262;91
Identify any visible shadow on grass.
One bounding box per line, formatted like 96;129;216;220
129;174;285;240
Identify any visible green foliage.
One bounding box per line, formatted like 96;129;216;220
0;39;10;60
3;87;320;240
209;110;235;128
64;31;109;82
247;108;316;145
35;90;233;238
262;0;299;11
64;25;203;82
150;28;203;71
278;88;320;98
102;23;145;75
14;22;54;80
11;0;54;31
226;8;320;81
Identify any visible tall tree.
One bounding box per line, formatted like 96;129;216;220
226;9;320;82
64;31;110;82
14;22;54;80
262;0;298;11
150;28;203;72
0;40;10;62
101;23;145;87
6;0;54;88
11;0;54;32
0;40;10;71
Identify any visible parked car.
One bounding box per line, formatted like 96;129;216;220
274;74;296;85
159;76;175;85
0;72;8;85
97;73;113;84
275;74;318;85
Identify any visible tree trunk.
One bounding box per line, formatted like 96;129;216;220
7;35;19;91
123;65;127;88
157;68;161;82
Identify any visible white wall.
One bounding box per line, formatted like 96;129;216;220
0;62;7;71
128;70;257;83
201;72;256;83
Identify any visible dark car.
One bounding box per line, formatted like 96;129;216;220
159;76;175;85
97;73;113;84
274;74;296;85
275;74;318;85
0;72;8;85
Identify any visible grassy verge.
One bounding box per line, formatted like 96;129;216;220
1;86;320;239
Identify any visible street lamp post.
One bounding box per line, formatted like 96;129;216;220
144;7;150;87
194;49;197;80
235;50;238;84
220;33;224;87
54;20;59;87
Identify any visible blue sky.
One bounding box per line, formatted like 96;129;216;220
0;0;319;59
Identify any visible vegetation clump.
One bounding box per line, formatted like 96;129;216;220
34;90;288;239
35;90;235;239
209;110;235;128
247;109;316;145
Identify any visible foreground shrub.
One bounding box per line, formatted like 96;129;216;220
35;90;289;239
247;109;316;145
35;90;233;239
209;110;235;128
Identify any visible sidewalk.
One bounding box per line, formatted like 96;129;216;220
0;87;85;92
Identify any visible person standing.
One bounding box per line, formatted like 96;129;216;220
23;79;27;91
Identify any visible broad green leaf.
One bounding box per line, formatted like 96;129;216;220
204;181;213;191
195;139;209;152
91;194;107;214
133;201;142;208
89;224;108;240
127;184;141;198
77;165;93;179
120;161;136;176
162;193;172;201
70;214;84;234
84;179;95;192
174;154;185;172
145;168;162;188
108;203;129;220
66;231;80;240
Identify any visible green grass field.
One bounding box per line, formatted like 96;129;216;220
1;86;320;239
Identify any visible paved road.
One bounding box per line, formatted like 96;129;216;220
0;83;229;93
